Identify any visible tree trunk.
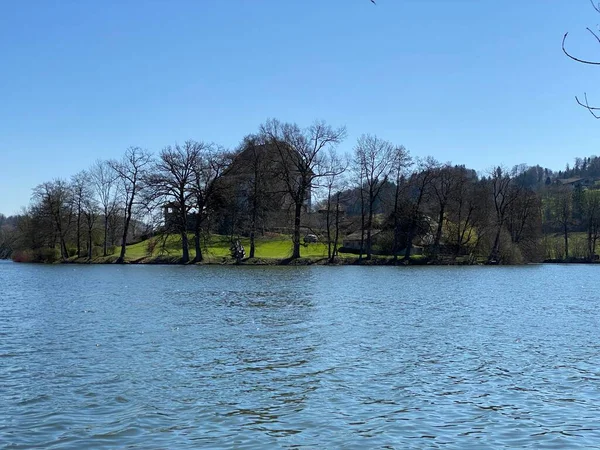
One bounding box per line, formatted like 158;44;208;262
103;213;109;257
88;227;93;260
404;223;415;262
326;189;332;261
179;206;189;263
403;188;426;262
181;231;189;263
403;204;421;262
117;216;130;263
76;207;82;258
54;216;68;260
331;193;341;264
194;231;203;262
432;203;446;260
392;183;401;263
193;215;203;263
488;224;502;264
564;223;569;260
249;201;257;258
60;233;68;260
117;195;134;264
366;206;373;260
358;187;366;261
588;225;593;261
292;201;302;259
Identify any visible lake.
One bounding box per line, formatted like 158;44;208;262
1;261;600;448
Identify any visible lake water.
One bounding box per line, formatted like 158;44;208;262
1;261;600;448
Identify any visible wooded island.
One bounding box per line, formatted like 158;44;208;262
0;119;598;265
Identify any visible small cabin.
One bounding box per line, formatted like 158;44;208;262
342;230;382;251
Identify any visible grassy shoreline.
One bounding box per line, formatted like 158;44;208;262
15;232;600;266
10;253;600;265
60;254;434;266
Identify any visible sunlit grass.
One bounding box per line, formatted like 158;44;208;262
543;231;590;260
124;233;332;262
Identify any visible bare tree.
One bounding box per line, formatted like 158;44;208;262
90;160;119;257
505;187;543;262
353;134;396;260
245;141;269;259
190;143;230;263
390;145;412;261
146;142;198;263
110;147;153;263
403;159;436;261
583;189;600;260
0;216;18;259
321;149;349;262
260;119;346;259
428;162;458;260
32;179;74;260
357;163;367;260
70;171;89;258
82;192;100;259
228;135;280;258
506;189;540;245
550;185;573;260
447;167;479;258
487;166;523;263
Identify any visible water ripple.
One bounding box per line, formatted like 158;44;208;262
2;263;600;448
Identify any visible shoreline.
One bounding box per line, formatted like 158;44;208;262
5;255;599;266
5;255;518;266
59;255;435;266
8;253;468;266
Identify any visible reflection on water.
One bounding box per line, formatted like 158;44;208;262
2;262;600;448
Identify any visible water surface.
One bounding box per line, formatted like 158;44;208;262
2;261;600;448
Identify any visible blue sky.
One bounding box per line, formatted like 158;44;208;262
1;0;599;215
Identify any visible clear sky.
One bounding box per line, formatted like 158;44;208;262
1;0;599;215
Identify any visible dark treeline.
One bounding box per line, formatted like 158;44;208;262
0;118;597;264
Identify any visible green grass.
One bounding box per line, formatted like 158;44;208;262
543;231;591;260
127;231;598;264
124;233;333;262
59;233;454;265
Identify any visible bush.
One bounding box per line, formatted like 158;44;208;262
34;247;59;263
12;249;34;263
500;242;523;265
13;247;59;263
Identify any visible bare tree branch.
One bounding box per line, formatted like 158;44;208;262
562;32;600;65
576;93;600;119
564;2;600;117
587;26;600;45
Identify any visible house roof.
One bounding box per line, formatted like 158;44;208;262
227;142;310;177
318;206;345;214
557;177;586;185
344;229;382;241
